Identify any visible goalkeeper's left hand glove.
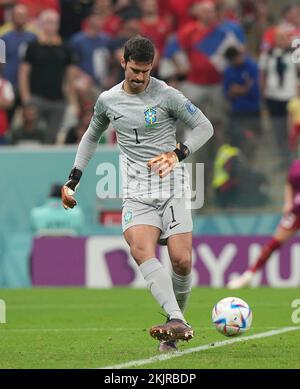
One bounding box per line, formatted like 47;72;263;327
147;143;190;178
61;167;82;209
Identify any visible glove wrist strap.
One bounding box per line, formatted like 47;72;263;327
68;167;82;183
173;143;190;162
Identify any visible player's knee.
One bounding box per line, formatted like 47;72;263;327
171;250;192;275
130;243;153;264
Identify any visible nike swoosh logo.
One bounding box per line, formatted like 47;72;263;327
169;223;180;230
113;115;123;120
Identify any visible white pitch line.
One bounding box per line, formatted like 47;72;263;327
99;326;300;369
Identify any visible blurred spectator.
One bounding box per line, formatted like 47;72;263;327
259;27;298;168
158;33;190;83
212;142;240;208
30;183;84;235
166;0;245;124
0;1;16;25
240;0;257;28
17;0;60;20
212;142;269;209
245;0;273;56
19;9;77;143
216;1;245;42
261;3;300;52
0;2;36;35
288;83;300;153
215;0;239;21
140;0;172;55
59;0;94;40
10;103;46;144
157;0;194;30
64;109;93;144
113;6;142;83
117;5;142;38
70;10;114;96
0;64;15;144
114;0;139;13
94;0;122;36
1;4;36;122
80;1;142;38
223;46;260;159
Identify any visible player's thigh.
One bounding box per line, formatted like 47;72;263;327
124;224;161;264
276;213;299;242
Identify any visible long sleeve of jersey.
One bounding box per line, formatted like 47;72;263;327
73;96;110;171
166;87;214;154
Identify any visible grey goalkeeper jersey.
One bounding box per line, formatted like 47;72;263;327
74;77;213;198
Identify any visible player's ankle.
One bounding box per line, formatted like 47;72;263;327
169;311;186;323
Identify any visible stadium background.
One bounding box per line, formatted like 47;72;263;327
1;0;300;371
0;0;299;288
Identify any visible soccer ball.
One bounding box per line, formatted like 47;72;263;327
212;297;252;337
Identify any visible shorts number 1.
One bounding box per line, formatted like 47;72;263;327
170;205;176;223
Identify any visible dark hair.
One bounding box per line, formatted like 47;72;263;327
224;46;240;61
123;36;155;64
86;9;102;18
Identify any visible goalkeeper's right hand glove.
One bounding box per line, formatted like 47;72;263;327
61;167;82;209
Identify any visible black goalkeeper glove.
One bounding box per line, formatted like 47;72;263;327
61;167;82;209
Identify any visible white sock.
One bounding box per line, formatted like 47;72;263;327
172;271;192;313
139;258;185;322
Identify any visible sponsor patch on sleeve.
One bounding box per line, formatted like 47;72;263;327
185;101;197;115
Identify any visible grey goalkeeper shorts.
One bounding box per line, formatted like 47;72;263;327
122;195;193;244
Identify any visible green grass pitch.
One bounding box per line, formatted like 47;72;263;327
0;288;299;369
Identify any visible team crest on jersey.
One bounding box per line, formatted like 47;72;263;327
144;107;157;127
124;210;133;225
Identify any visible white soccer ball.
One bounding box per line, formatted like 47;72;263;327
212;297;252;337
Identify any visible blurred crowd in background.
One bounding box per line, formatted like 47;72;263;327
0;0;300;209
